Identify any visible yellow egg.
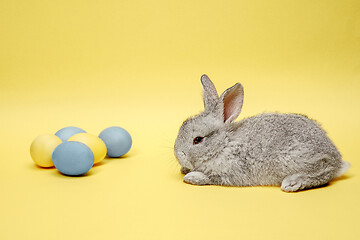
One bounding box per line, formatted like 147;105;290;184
68;133;107;164
30;134;62;167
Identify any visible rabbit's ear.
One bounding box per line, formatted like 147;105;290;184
201;74;218;112
218;83;244;124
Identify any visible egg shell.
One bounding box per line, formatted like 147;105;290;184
52;141;94;176
99;127;132;158
30;134;62;167
68;133;107;164
55;126;86;142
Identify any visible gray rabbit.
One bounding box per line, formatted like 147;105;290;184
174;75;350;192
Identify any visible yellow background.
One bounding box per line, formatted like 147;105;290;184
1;1;359;239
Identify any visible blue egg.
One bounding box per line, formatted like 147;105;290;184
99;127;132;158
55;126;86;142
52;141;94;176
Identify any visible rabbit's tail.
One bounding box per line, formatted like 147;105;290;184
334;160;351;178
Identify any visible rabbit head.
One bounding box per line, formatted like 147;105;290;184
174;75;244;173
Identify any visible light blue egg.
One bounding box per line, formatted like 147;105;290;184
52;141;94;176
55;126;86;142
99;127;132;158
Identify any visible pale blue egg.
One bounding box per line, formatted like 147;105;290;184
55;126;86;142
52;141;94;176
99;127;132;158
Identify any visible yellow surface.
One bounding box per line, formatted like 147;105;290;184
1;1;359;239
68;133;107;164
30;134;62;167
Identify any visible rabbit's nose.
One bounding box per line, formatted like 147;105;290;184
181;167;191;174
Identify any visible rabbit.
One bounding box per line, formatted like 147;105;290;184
174;74;350;192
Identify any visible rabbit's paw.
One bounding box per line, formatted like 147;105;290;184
281;174;305;192
183;172;210;185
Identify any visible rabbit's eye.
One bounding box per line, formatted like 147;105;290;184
193;137;204;145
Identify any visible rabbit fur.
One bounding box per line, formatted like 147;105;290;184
174;75;350;192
